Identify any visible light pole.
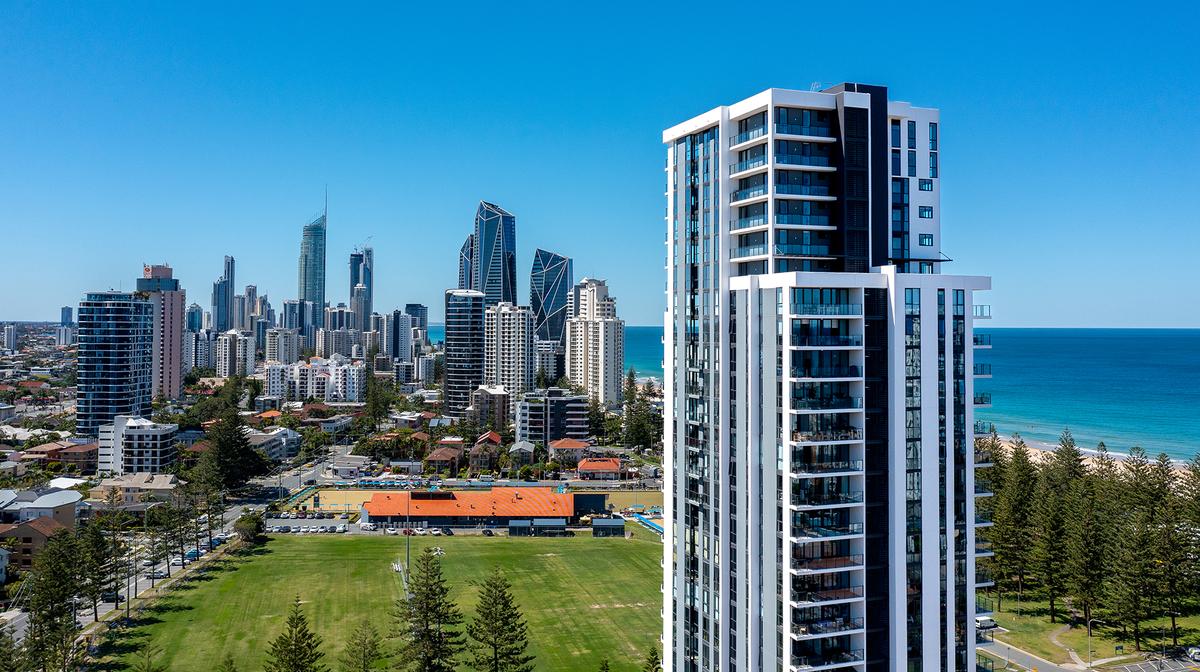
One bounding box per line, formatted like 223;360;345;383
1087;618;1106;669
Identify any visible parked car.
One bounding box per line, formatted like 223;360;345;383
141;558;156;567
1187;647;1200;663
148;569;169;579
481;529;495;537
336;524;347;533
975;616;997;630
414;528;428;536
430;528;442;536
100;591;124;603
385;527;399;536
440;527;454;536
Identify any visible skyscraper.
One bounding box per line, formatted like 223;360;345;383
662;85;992;672
185;303;204;332
282;299;317;340
404;303;429;331
530;248;573;345
350;247;374;318
444;289;485;417
386;310;413;365
137;264;186;400
298;209;327;329
60;306;73;326
215;330;255;378
350;284;369;334
211;255;235;332
472;201;517;307
565;278;624;405
76;292;153;437
458;234;474;290
484;302;535;418
1;325;15;352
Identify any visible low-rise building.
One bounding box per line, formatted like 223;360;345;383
425;446;464;474
58;442;98;474
467;385;509;430
548;438;592;466
0;487;82;529
361;487;576;526
89;473;185;504
516;387;589;447
508;440;535;467
577;457;624;481
245;426;301;462
331;454;371;479
0;517;68;570
265;355;365;402
98;416;178;475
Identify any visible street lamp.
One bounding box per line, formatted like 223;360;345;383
1087;619;1106;669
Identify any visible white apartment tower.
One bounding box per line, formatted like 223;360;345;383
98;415;179;475
265;327;301;364
215;330;255;378
663;85;992;672
565;278;625;406
483;302;534;418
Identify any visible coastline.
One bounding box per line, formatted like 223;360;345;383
993;433;1195;471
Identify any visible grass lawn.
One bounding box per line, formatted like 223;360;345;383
105;531;662;671
578;490;663;511
987;591;1200;667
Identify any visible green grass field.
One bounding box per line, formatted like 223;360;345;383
107;532;662;671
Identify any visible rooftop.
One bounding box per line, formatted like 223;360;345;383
364;487;574;519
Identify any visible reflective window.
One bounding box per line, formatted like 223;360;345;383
907;120;916;149
919;234;934;246
891;120;901;148
919;206;934;219
892;150;901;175
908;150;917;177
918;179;934;191
929;122;938;151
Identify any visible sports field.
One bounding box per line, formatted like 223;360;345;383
108;532;662;671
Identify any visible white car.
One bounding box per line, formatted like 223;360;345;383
385;527;398;536
169;557;188;567
336;524;347;533
414;528;429;536
430;528;442;536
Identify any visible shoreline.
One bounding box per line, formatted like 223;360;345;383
992;433;1194;471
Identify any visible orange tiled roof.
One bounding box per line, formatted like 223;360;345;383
549;438;589;449
411;432;431;442
364;487;574;519
578;457;621;472
258;410;283;419
22;517;67;537
476;431;502;446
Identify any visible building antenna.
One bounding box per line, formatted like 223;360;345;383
324;185;328;223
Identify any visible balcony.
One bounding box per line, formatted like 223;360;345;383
791;397;863;411
975;569;994;587
973;305;992;319
793;335;863;348
973;421;993;436
792;490;864;508
976;629;995;646
793;521;864;540
792;459;864;476
974;447;995;467
974;393;992;407
731;244;768;259
975;540;995;556
730;184;768;203
975;512;994;526
792;303;862;317
775;123;834;138
791;586;864;606
791;649;865;671
975;479;994;497
977;655;995;672
777;154;833;168
793;617;865;639
792;366;861;380
973;333;992;348
776;214;832;227
730;156;768;175
776;183;832;197
976;595;995;614
776;244;834;257
729;126;767;147
731;214;768;231
792;554;865;574
792;428;863;443
973;363;993;377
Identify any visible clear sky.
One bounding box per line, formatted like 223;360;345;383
2;2;1197;326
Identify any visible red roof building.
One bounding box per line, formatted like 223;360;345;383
577;457;624;480
362;487;575;524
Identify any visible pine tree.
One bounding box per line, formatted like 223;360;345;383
1106;510;1157;650
0;626;21;672
990;435;1037;613
76;520;112;622
394;548;464;672
264;596;329;672
1119;446;1153;511
597;659;611;672
338;620;384;672
467;567;534;672
1064;475;1109;634
130;645;168;672
1182;454;1200;527
642;647;662;672
217;654;240;672
1031;463;1068;623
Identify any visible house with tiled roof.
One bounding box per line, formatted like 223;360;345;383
425;446;464;474
548;438;592;465
577;457;624;481
0;517;68;569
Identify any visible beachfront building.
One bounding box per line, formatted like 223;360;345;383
484;302;534;418
264;355;365;402
662;84;992;672
98;415;179;475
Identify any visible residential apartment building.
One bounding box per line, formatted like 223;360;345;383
484;302;534;418
471;201;517;306
264;355;365;402
265;327;301;364
76;292;153;437
54;326;77;347
515;387;589;447
315;328;356;358
530;248;573;345
211;255;236;333
565;278;625;406
98;415;179;475
215;329;255;378
2;325;15;352
182;329;217;372
444;289;485;417
137;264;186;399
662;84;992;672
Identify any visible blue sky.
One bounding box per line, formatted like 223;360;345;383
2;2;1197;326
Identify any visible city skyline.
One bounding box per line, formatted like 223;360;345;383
2;4;1197;327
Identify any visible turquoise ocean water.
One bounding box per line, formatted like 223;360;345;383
430;325;1198;460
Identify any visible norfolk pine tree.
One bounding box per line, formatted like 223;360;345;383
1105;509;1157;650
467;567;534;672
1064;475;1110;635
394;548;464;672
642;647;662;672
264;595;329;672
338;620;384;672
990;435;1037;613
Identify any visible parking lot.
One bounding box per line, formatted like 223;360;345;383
1112;659;1200;672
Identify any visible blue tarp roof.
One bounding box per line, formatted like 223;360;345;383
508;520;532;527
592;518;625;527
532;518;567;526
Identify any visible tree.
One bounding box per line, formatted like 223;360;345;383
200;411;270;489
264;595;329;672
76;520;112;622
467;567;534;672
22;531;83;672
1030;430;1086;623
642;647;662;672
535;367;548;391
217;654;240;672
1065;475;1110;635
130;645;169;672
1106;509;1157;650
339;620;384;672
597;659;611;672
394;548;464;672
990;435;1037;613
0;626;21;672
234;511;265;544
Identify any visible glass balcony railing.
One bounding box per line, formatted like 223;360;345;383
792;303;862;316
792;491;864;508
730;156;768;174
976;595;995;613
977;654;996;672
973;305;992;319
731;214;768;230
793;522;864;539
975;569;994;585
792;459;864;474
793;616;865;638
775;214;832;227
731;244;768;259
974;393;992;406
792;428;863;443
974;448;995;465
730;126;767;146
730;185;768;202
792;649;865;670
791;397;864;411
973;333;992;346
975;540;994;555
973;421;993;435
792;335;863;348
792;586;864;605
777;154;833;167
976;629;995;645
776;244;832;257
792;366;861;379
975;511;993;525
976;480;994;495
974;363;993;376
792;554;864;572
775;123;834;138
775;183;832;197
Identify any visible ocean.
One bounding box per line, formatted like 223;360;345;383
429;325;1199;461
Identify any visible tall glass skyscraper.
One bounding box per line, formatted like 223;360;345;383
663;85;992;672
349;246;374;318
211;255;235;332
472;201;517;307
529;248;573;345
444;289;485;417
298;212;327;328
458;234;474;290
76;292;153;437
